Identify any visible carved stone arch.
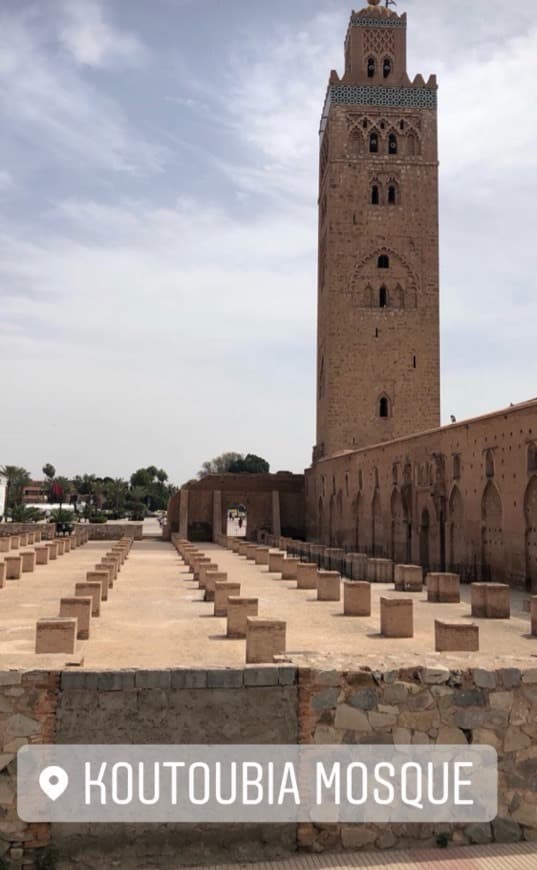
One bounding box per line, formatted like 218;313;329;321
378;392;391;419
448;484;464;570
481;481;504;581
372;489;384;557
354;246;419;288
524;476;537;592
348;126;364;156
353;492;363;551
406;128;421;157
392;283;405;309
391;488;407;563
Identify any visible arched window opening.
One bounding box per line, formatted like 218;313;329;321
528;442;537;473
412;355;417;369
400;120;405;131
485;449;495;478
367;57;375;78
378;254;389;269
362;119;368;129
383;57;392;79
369;132;378;154
453;454;461;479
388;133;398;155
388;184;397;205
379;396;390;418
379;286;388;308
371;184;380;205
407;131;418;156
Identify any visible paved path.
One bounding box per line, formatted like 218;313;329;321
188;841;537;870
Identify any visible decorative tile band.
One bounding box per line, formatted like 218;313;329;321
350;16;406;29
320;84;436;136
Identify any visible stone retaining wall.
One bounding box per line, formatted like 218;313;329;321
81;523;143;541
2;661;537;866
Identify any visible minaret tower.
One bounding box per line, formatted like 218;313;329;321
314;0;440;461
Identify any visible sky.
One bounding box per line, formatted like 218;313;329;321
1;0;536;487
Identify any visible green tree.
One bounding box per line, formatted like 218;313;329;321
0;465;31;514
229;454;270;474
42;463;56;480
198;452;243;478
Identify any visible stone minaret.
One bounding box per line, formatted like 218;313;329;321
314;0;440;461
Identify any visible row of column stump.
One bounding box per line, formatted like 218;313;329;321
0;528;90;586
171;537;286;664
203;534;535;655
34;538;132;655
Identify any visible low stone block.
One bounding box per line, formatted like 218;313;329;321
343;580;371;616
471;583;510;619
60;597;92;640
20;551;36;573
317;570;341;602
245;544;258;561
246;617;286;664
214;581;241;617
254;547;270;566
198;562;218;589
35;546;49;565
100;557;118;581
435;620;479;652
87;570;111;601
55;539;65;556
427;572;461;603
192;555;211;581
296;562;318;590
368;558;394;583
10;536;20;550
19;533;28;546
0;538;10;553
46;542;58;560
5;556;22;580
204;571;227;603
394;564;423;591
268;551;286;574
63;537;71;552
35;618;77;654
75;582;102;616
238;541;250;557
380;597;413;638
227;597;259;637
0;561;5;587
281;557;300;580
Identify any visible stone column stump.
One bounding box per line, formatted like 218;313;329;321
317;570;341;602
427;573;461;603
75;582;102;617
226;597;259;638
296;562;318;590
268;551;286;575
35;618;77;654
35;546;49;566
5;555;22;580
204;571;227;603
282;557;300;580
394;564;423;591
343;580;371;616
380;597;413;638
60;597;92;640
435;620;479;652
246;617;286;663
21;551;36;573
214;581;241;617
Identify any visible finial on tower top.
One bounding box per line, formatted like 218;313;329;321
366;0;397;6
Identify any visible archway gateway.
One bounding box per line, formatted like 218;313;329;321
226;505;247;538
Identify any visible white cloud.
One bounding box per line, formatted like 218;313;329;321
59;0;146;68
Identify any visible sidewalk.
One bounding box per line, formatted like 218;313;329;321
188;841;537;870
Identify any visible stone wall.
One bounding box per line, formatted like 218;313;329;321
3;660;537;866
297;657;537;852
81;523;143;541
0;523;56;540
306;399;537;589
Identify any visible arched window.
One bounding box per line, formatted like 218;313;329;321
388;133;398;155
378;254;389;269
485;449;495;478
369;132;378;154
407;131;418;156
371;184;380;205
388;184;397;205
383;57;392;79
528;442;537;473
379;396;390;418
367;57;375;78
379;286;388;308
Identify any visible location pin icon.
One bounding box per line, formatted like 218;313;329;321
39;766;69;802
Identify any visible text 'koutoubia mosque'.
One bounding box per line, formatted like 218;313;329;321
169;0;537;591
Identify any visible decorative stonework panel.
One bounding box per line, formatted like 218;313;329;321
330;84;436;110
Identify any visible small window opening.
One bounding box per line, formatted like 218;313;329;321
367;57;375;78
371;185;379;205
369;132;378;154
412;355;417;368
388;185;397;205
379;286;388;308
362;119;368;129
383;58;392;79
379;397;389;418
375;328;379;338
388;133;398;155
400;120;405;131
378;254;389;269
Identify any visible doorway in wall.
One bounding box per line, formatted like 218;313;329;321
226;504;247;538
